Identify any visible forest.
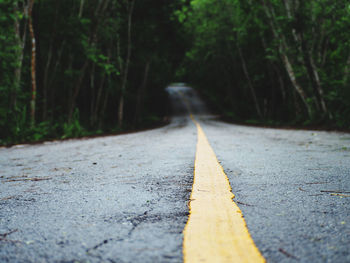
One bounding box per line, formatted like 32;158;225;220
1;0;349;145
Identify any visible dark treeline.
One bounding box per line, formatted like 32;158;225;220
0;0;186;144
1;0;349;144
178;0;350;127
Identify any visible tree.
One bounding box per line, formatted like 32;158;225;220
28;0;36;127
177;0;350;125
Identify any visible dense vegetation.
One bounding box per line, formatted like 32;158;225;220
0;0;186;144
1;0;349;145
178;0;350;127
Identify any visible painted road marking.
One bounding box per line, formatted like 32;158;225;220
183;121;265;262
177;89;265;262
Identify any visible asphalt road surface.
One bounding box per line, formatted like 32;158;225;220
1;85;350;262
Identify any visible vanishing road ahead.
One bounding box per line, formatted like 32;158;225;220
1;86;350;262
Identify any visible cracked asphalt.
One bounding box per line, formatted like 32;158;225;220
1;86;350;262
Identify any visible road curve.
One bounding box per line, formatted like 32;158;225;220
1;85;350;262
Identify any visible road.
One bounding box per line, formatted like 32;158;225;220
1;85;350;262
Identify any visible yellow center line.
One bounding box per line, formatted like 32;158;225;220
177;90;265;262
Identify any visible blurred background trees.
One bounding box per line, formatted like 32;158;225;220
0;0;349;144
0;0;186;144
178;0;350;127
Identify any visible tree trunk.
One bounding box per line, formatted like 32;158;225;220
92;73;106;126
134;60;151;126
221;62;236;110
92;45;111;126
67;0;110;123
274;64;286;102
42;0;60;121
28;0;37;127
283;0;319;110
260;34;287;102
90;63;96;126
118;0;135;127
67;60;89;122
236;43;262;118
344;55;350;86
13;1;28;112
292;0;328;117
261;0;312;118
299;38;321;112
42;42;53;120
281;52;312;117
117;96;124;126
284;0;328;118
79;0;85;18
48;40;66;121
99;76;110;130
309;54;329;117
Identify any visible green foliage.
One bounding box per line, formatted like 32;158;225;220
1;0;349;146
62;109;86;139
178;0;350;128
0;0;186;145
